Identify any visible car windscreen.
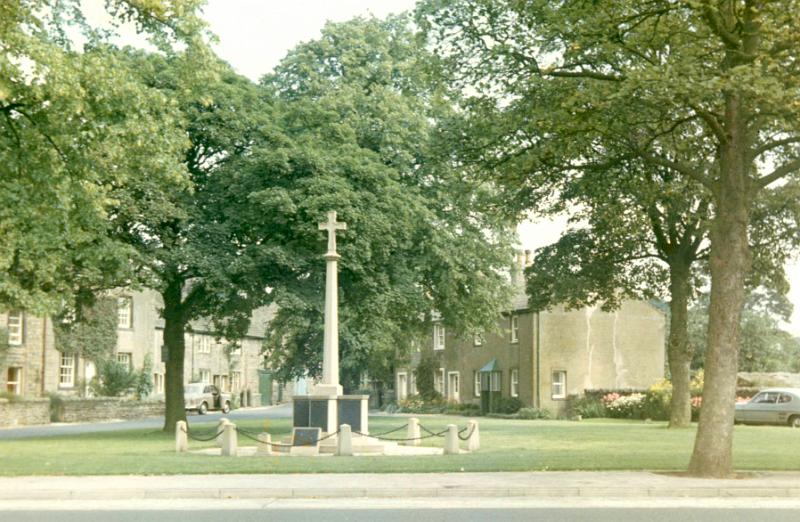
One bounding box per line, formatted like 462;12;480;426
185;384;204;394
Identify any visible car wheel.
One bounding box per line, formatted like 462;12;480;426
199;402;208;415
222;401;231;414
789;415;800;428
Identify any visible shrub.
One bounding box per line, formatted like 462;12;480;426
495;396;523;414
565;394;606;418
414;352;439;400
642;379;672;421
134;354;154;399
49;393;65;422
602;392;646;419
517;407;551;420
90;360;137;397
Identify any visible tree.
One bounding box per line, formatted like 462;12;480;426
418;0;800;477
250;15;516;386
525;159;710;428
0;0;207;314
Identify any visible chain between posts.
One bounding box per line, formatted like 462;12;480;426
181;426;225;442
457;424;476;441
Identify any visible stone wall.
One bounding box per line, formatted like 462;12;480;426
0;398;50;427
54;398;165;423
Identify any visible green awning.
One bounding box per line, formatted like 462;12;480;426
479;358;500;373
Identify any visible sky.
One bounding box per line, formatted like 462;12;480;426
91;0;800;335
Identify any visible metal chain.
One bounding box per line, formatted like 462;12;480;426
458;424;476;441
367;423;409;437
181;426;225;442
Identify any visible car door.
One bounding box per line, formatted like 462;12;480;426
775;393;795;425
749;392;780;423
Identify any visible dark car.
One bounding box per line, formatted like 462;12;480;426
734;388;800;427
184;383;232;414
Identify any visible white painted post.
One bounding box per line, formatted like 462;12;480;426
257;433;272;456
216;417;229;448
221;422;238;457
175;421;188;453
406;417;421;446
337;424;353;456
444;424;459;455
467;419;480;452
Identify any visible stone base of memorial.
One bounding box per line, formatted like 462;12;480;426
292;394;369;436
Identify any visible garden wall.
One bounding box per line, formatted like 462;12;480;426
0;398;50;427
52;397;165;423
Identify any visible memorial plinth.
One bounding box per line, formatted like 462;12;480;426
292;211;368;437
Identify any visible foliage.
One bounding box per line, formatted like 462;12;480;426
414;352;440;401
602;393;646;420
494;397;523;415
565;394;606;419
0;0;208;314
396;394;447;414
90;360;137;398
53;297;118;363
259;15;515;384
135;354;154;400
0;326;8;364
517;407;551;420
49;393;65;423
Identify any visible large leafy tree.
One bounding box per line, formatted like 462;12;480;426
525;159;710;428
419;0;800;477
245;16;516;388
0;0;207;314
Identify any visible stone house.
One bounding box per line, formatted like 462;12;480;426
395;261;666;415
1;290;275;405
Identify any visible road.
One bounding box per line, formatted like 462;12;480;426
3;498;799;522
0;403;292;439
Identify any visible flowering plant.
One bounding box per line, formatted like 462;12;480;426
602;392;645;419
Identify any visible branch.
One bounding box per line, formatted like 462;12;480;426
690;104;727;143
639;151;714;191
757;157;800;188
699;2;741;50
750;136;800;160
544;70;625;82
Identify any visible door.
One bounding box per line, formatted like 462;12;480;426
448;372;460;402
258;369;273;406
748;392;780;423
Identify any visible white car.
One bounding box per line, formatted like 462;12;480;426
734;388;800;427
184;383;232;414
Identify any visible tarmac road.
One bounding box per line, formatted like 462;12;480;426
0;403;292;440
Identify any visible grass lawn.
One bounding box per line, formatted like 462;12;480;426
1;415;798;476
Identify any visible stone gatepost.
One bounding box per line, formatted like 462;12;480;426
337;424;353;456
406;417;421;446
221;422;238;457
175;421;188;453
467;419;480;452
216;418;229;448
257;433;272;456
444;424;459;455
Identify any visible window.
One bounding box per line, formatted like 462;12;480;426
409;372;417;395
552;370;567;399
510;315;519;343
434;368;445;393
199;369;211;383
197;335;211;354
231;371;242;392
490;371;501;392
154;373;164;394
59;353;75;387
117;296;133;329
473;332;484;346
511;369;519;398
116;352;132;371
397;372;408;401
473;371;481;397
448;372;460;401
6;367;22;395
433;324;445;351
221;374;230;392
7;311;23;345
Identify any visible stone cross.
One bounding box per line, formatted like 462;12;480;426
316;211;346;396
319;211;347;256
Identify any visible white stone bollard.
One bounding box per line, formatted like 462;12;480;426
467;419;480;452
216;418;229;448
257;433;272;456
406;417;421;446
175;421;188;453
221;422;238;457
337;424;353;456
444;424;459;455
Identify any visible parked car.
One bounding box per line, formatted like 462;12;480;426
734;388;800;427
184;383;232;414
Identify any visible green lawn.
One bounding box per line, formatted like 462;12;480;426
1;415;799;476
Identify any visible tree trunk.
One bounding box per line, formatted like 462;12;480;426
667;261;692;428
688;94;751;477
162;279;188;433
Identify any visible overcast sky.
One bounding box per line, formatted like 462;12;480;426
130;0;800;334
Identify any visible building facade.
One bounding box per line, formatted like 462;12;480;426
1;290;275;405
396;297;666;415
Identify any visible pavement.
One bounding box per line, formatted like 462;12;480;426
2;471;800;500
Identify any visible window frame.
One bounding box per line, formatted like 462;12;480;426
551;370;567;400
511;368;519;398
473;332;483;346
433;323;445;351
7;311;23;346
510;314;519;344
473;371;481;398
447;371;460;401
6;367;22;395
116;352;132;371
117;296;133;329
434;367;445;393
59;353;75;388
199;369;211;383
